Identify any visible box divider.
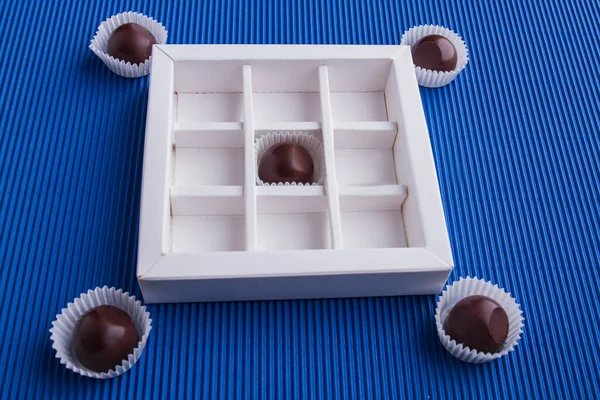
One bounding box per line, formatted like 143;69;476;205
318;65;343;249
333;121;397;149
243;65;258;251
339;185;407;211
173;122;244;148
171;185;245;216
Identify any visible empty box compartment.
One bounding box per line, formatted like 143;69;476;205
175;148;244;186
250;61;322;124
334;125;399;186
339;186;408;249
257;213;331;251
341;210;406;249
177;93;243;123
254;93;321;122
335;145;398;186
256;186;330;251
331;92;388;122
171;215;245;252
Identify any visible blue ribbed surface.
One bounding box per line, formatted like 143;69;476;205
1;0;599;398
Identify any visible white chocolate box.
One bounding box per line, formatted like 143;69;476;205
137;45;453;303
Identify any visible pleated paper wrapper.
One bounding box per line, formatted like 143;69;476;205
400;25;469;88
435;277;524;363
50;286;152;379
90;11;168;78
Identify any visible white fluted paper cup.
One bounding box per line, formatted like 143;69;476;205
89;11;168;78
435;277;524;363
50;286;152;379
400;25;468;88
255;132;325;186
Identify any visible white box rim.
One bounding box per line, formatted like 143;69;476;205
136;44;453;299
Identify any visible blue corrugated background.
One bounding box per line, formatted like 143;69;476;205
1;0;599;398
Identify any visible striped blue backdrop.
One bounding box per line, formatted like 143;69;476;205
1;0;599;398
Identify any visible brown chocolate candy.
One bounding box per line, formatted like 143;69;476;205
412;34;458;72
258;143;315;184
73;305;140;373
444;295;509;353
107;23;156;64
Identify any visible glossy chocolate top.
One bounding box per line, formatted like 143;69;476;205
73;305;140;373
258;143;315;184
107;23;156;64
444;295;509;353
412;34;458;72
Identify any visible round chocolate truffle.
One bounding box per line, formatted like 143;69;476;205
444;295;509;353
107;23;156;64
411;35;458;72
73;305;140;373
258;143;315;184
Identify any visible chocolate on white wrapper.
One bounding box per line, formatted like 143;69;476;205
50;286;152;379
400;25;469;88
90;11;168;78
255;132;325;186
107;23;156;65
435;277;524;363
444;295;509;354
